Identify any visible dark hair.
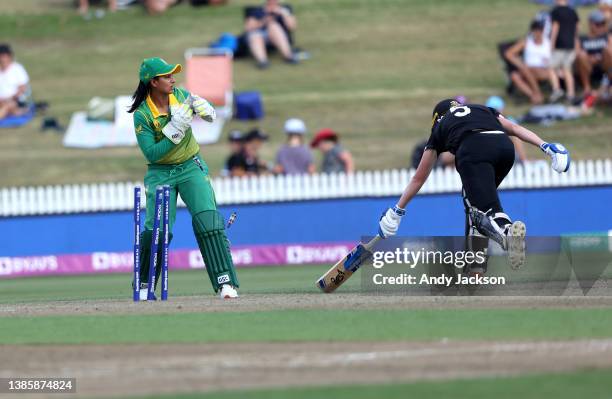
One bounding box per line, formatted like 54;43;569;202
0;43;13;56
530;20;544;31
128;81;149;113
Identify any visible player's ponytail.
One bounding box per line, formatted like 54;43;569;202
128;81;149;113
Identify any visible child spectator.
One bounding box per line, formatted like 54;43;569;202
310;129;354;174
549;0;579;102
274;118;315;175
0;44;30;120
226;128;270;177
222;130;244;177
505;20;560;104
244;0;298;69
576;10;612;95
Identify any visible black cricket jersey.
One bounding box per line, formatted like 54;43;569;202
425;104;504;155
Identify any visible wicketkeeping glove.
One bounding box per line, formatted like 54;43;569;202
540;142;570;173
378;205;406;238
191;95;216;123
162;102;193;145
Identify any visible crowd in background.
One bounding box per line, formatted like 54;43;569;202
502;0;612;106
222;119;354;177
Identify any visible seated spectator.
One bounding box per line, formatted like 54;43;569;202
244;0;298;69
222;130;244;177
226;128;270;177
0;44;31;120
505;20;560;104
310;129;354;174
576;10;612;95
144;0;180;15
78;0;117;15
274;118;315;175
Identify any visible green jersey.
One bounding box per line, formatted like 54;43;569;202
133;87;200;164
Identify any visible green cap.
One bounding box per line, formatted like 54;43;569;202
139;57;182;84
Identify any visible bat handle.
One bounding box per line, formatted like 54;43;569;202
363;235;382;251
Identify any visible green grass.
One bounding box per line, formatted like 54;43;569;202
1;0;611;186
0;265;354;304
2;308;612;344
134;368;612;399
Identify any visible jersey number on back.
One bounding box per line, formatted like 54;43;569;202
450;105;471;118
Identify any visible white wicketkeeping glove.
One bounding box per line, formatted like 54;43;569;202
540;142;570;173
378;205;406;238
191;95;216;123
162;102;193;144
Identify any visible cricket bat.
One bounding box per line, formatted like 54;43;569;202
316;235;381;293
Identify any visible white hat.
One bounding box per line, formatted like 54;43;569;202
284;118;307;135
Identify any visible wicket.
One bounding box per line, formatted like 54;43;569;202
133;185;170;302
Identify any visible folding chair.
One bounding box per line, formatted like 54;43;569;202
184;48;234;144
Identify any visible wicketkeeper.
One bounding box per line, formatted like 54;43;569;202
128;57;239;299
378;99;570;271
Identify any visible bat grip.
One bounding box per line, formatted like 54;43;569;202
363;235;382;251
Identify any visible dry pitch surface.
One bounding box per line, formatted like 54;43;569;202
2;294;612;398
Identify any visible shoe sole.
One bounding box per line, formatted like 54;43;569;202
507;221;526;270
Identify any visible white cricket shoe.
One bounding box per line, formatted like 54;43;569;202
506;221;526;270
219;284;238;299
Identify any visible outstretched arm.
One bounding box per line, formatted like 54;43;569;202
498;115;545;148
378;149;437;238
499;115;570;173
397;149;437;208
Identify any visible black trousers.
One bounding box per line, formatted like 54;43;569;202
455;132;515;236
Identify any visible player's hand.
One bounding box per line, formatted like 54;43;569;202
191;95;216;123
540;142;570;173
378;205;405;238
162;102;193;144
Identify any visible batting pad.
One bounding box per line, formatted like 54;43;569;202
192;211;239;292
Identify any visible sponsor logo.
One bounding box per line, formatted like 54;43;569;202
286;245;350;264
0;256;58;276
92;252;133;271
217;274;230;284
330;268;345;286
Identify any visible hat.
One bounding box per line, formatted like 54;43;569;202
244;128;269;141
310;128;338;148
139;57;182;84
228;130;244;142
284;118;307;135
431;98;460;127
0;43;12;56
485;96;505;112
589;9;607;24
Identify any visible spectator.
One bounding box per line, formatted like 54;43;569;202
0;44;30;120
222;130;244;177
244;0;298;69
549;0;579;102
274;118;315;175
505;20;560;104
485;96;528;163
144;0;180;15
310;129;354;174
226;128;270;177
78;0;117;15
600;0;612;29
576;10;612;95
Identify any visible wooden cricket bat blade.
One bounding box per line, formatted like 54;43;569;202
316;236;381;293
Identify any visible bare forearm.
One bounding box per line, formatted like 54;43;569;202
397;178;425;209
499;117;544;148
